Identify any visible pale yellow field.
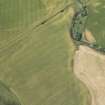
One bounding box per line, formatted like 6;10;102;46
74;45;105;105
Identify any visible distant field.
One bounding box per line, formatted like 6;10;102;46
0;0;90;105
87;0;105;48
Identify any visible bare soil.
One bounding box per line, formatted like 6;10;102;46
73;45;105;105
84;29;96;43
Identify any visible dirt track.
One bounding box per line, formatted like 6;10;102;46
73;45;105;105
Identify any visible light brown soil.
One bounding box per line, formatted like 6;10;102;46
84;29;96;43
73;45;105;105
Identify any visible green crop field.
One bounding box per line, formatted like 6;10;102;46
87;0;105;48
0;0;90;105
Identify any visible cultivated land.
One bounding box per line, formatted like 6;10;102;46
0;0;90;105
74;45;105;105
87;0;105;48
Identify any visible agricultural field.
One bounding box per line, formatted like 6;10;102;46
0;0;90;105
87;0;105;48
74;45;105;105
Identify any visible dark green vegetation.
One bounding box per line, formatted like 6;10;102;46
87;0;105;48
0;81;21;105
71;5;88;41
0;0;90;105
71;0;105;53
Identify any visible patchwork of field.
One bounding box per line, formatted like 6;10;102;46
87;0;105;48
0;0;90;105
